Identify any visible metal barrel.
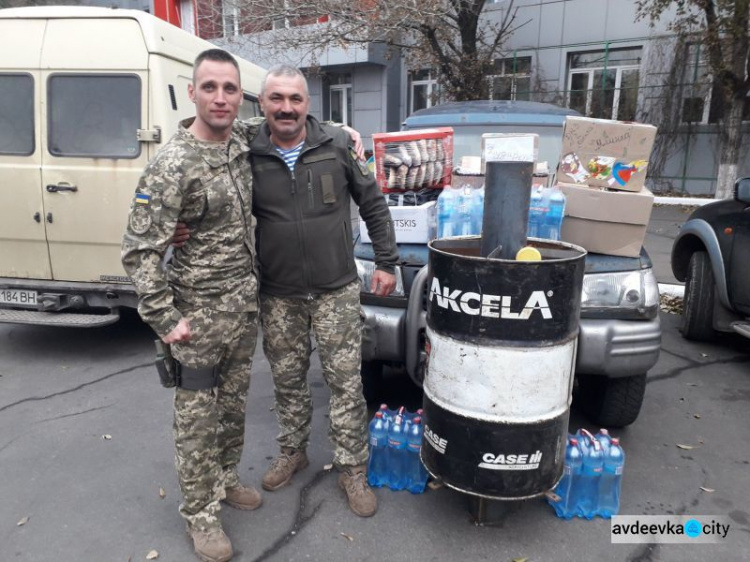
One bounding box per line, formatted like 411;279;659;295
421;236;586;499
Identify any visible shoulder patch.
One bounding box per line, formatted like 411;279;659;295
129;206;152;235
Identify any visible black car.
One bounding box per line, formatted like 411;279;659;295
671;177;750;340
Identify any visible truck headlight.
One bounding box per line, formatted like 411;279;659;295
580;268;659;319
355;258;405;296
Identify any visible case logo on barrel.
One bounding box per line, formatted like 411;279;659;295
429;278;552;320
424;424;447;454
478;451;543;471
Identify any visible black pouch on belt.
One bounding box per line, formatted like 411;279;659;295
154;340;177;388
176;362;222;390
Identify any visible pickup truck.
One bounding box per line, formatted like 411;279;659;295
354;101;662;427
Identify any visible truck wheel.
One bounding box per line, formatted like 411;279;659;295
682;251;716;341
361;360;384;405
573;373;646;428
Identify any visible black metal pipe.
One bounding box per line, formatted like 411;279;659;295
481;161;534;259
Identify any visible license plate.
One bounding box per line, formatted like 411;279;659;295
0;289;37;307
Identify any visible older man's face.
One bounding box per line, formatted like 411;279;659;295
259;74;310;146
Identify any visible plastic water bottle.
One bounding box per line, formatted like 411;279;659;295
471;185;485;235
598;437;625;518
545;187;565;241
596;428;612;457
551;437;583;518
457;186;474;235
436;187;457;238
578;438;604;518
386;414;408;490
367;412;389;487
527;186;544;238
405;417;429;494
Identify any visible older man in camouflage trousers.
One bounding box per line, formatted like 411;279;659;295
122;49;261;562
251;65;398;518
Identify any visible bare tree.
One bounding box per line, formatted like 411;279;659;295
212;0;522;102
637;0;750;199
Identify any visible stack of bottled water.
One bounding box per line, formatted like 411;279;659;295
367;404;429;493
436;184;485;238
436;183;565;241
549;428;625;519
527;186;566;241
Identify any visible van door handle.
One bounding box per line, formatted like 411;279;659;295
46;183;78;193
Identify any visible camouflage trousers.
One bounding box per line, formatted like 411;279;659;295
171;307;259;531
260;280;369;468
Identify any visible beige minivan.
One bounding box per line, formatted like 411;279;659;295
0;7;266;327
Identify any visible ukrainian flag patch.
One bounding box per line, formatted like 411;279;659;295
135;193;151;205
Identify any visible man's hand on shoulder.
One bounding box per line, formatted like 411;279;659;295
341;125;364;159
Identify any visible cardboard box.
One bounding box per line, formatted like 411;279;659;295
372;128;453;193
559;182;654;257
556;116;657;192
360;201;437;244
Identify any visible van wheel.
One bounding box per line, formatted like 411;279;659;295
573;373;646;428
682;251;716;341
361;360;384;405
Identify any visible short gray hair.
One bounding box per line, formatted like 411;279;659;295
261;64;309;97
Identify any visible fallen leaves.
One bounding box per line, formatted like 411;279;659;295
659;294;683;315
17;516;29;526
146;550;159;560
676;443;695;450
512;558;529;562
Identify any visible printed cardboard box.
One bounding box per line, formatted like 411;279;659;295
373;128;453;193
360;201;437;244
559;182;654;257
557;116;657;193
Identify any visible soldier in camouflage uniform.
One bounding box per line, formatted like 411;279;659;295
250;65;399;517
122;49;261;562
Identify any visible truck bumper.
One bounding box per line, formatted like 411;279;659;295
576;316;661;378
360;304;661;383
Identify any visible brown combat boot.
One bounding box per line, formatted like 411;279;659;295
224;483;262;511
262;448;309;491
338;465;378;517
187;526;233;562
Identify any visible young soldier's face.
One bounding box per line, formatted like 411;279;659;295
259;74;310;145
188;60;242;140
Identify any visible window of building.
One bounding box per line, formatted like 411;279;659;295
487;56;531;101
679;43;750;124
409;70;440;114
223;0;240;37
567;47;641;121
0;73;34;156
47;74;141;158
324;73;352;127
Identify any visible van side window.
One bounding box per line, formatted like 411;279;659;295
238;93;262;120
0;74;34;156
48;74;141;159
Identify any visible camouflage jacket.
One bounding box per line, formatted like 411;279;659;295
121;118;258;338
